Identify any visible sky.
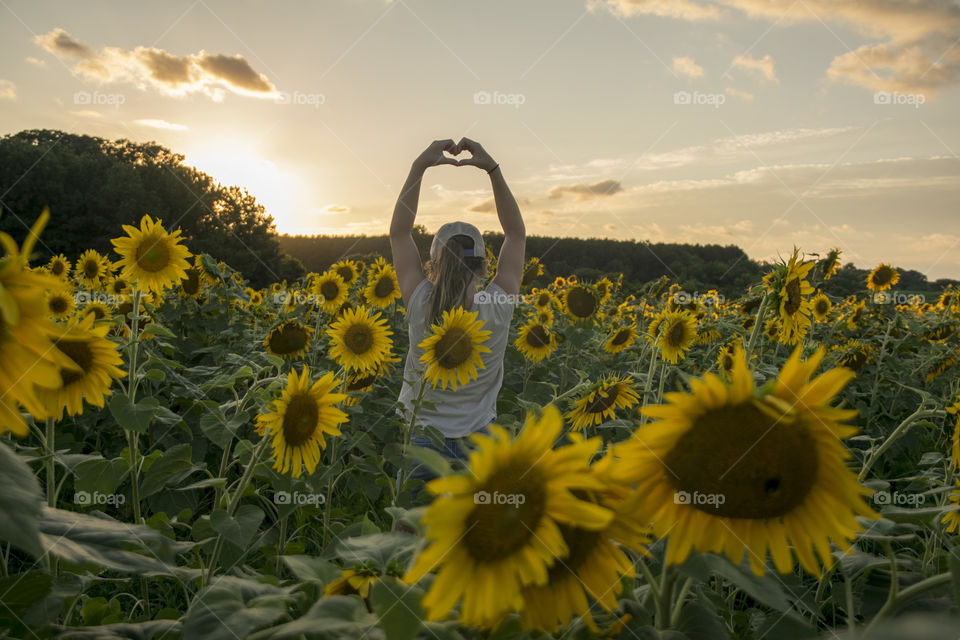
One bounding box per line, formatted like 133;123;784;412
1;0;958;279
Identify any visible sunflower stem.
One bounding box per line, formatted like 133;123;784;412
669;576;695;627
639;342;659;424
842;564;856;635
745;292;768;361
867;318;896;420
858;408;945;481
323;437;339;549
45;418;56;509
862;572;951;636
656;561;675;629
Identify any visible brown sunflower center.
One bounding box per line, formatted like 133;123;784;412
525;325;551;349
57;338;94;387
268;323;309;355
721;353;734;371
181;269;200;295
663;400;819;519
343;323;373;355
435;327;473;369
611;329;631;346
585;386;620;414
547;524;601;580
336;266;355;283
347;371;377;391
373;275;395;298
872;266;893;286
135;235;171;273
814;299;829;315
51;261;66;276
783;278;802;315
281;392;320;447
666;320;688;347
49;296;69;314
83;259;100;279
536;293;550;307
320;280;341;301
463;464;548;562
566;287;597;319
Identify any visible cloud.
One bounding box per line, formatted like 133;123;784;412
724;86;754;101
548;179;624;201
68;110;102;118
320;204;351;214
731;54;777;83
25;56;46;67
33;28;277;100
133;118;189;131
0;79;15;100
672;56;704;78
598;0;960;94
467;197;495;213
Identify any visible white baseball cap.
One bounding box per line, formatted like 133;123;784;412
429;221;486;261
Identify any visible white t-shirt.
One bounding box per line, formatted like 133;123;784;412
396;279;515;438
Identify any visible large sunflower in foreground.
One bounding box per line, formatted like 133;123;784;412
566;376;640;431
255;366;348;478
263;320;314;360
363;264;402;308
404;405;615;628
35;313;125;419
0;212;82;436
562;284;599;323
514;321;557;362
314;270;349;313
866;263;899;292
654;310;698;363
327;306;394;373
75;249;109;289
418;307;491;390
613;346;877;577
111;214;192;295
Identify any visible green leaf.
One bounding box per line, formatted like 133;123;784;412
109;394;159;433
142;322;176;338
0;572;54;634
141;443;201;497
371;576;424;640
0;440;43;557
73;456;129;498
183;576;293;640
281;555;340;584
673;601;728;640
211;504;265;550
48;620;181;639
247;595;378;640
405;445;451;477
333;533;417;569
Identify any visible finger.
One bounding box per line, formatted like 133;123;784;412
439;139;457;152
436;157;460;166
457;137;476;152
457;157;480;167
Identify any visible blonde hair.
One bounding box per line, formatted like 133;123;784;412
425;235;487;325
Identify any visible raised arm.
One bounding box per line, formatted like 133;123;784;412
457;137;526;295
390;140;459;303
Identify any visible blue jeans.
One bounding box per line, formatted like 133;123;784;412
404;425;490;500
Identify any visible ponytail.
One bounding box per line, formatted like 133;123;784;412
425;235;487;325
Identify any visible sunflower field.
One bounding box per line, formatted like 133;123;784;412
1;211;959;640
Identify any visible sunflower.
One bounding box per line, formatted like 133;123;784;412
245;287;264;307
418;307;491;390
343;368;380;406
363;264;402;308
104;275;131;298
811;293;832;321
715;342;744;379
567;376;640;431
923;323;957;342
75;249;108;289
324;569;380;598
263;320;314;360
0;211;83;436
255;366;348;478
178;268;204;298
562;284;600;323
331;259;361;286
820;248;841;280
403;405;615;628
655;310;698;363
532;307;554;326
35;313;125;419
327;306;394;373
867;263;899;292
313;270;349;313
595;277;614;304
925;352;958;383
604;323;639;354
530;288;554;311
845;301;866;330
515;321;557;362
81;301;111;321
521;257;544;288
111;215;192;295
48;254;71;279
613;346;877;577
46;287;75;319
775;250;814;345
833;340;872;372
